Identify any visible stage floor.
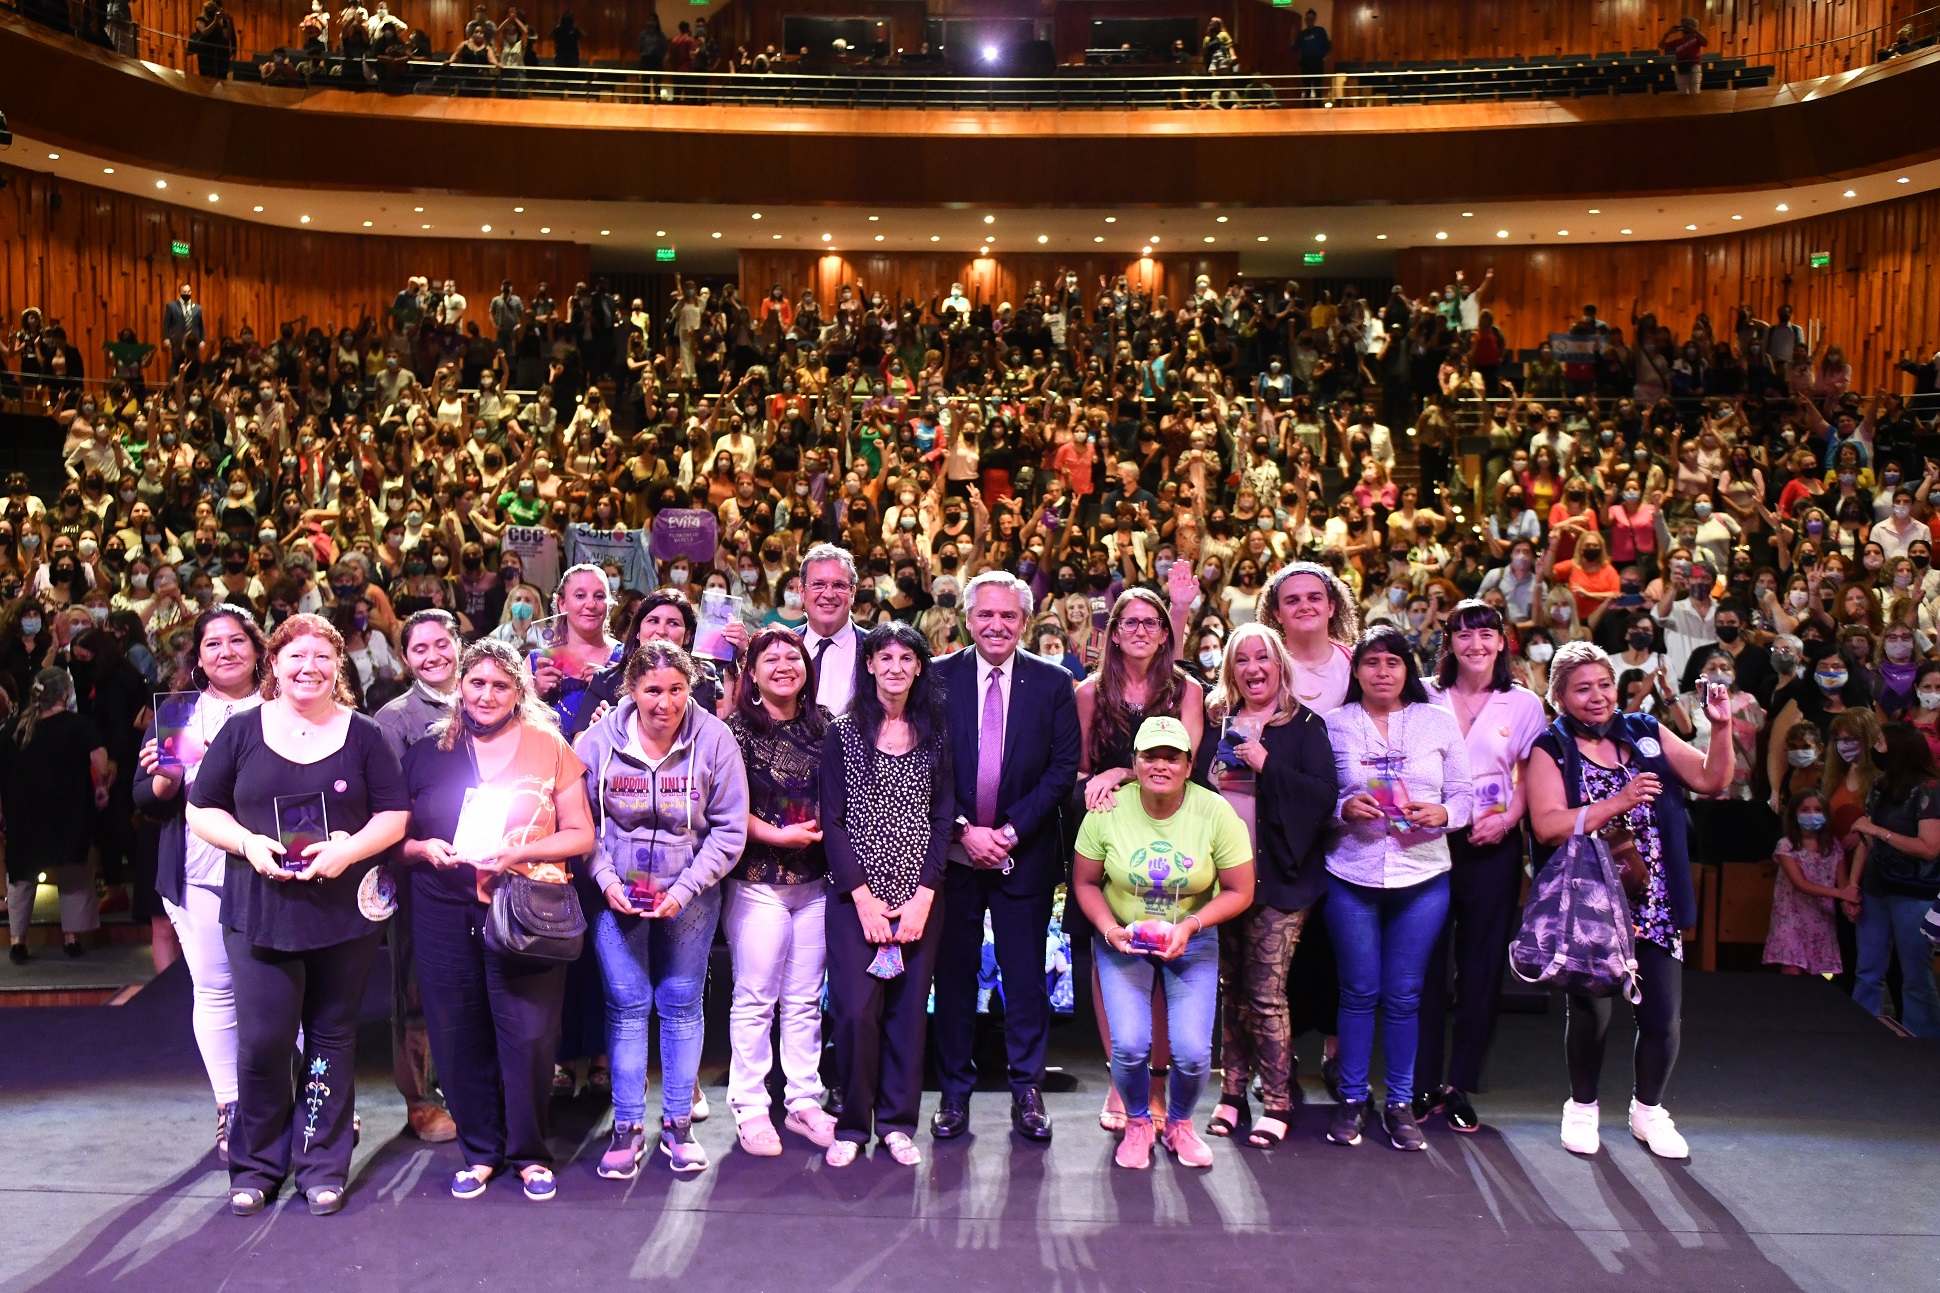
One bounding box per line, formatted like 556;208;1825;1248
1;960;1933;1293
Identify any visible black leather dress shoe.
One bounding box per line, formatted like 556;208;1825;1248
1011;1087;1052;1141
931;1100;968;1140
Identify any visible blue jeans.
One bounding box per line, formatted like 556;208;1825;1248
1853;891;1940;1039
592;885;722;1125
1326;872;1451;1105
1096;927;1218;1124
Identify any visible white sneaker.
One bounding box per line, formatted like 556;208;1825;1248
1628;1099;1690;1160
1560;1099;1601;1155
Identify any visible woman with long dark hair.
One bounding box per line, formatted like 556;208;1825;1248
134;607;270;1160
1323;627;1473;1152
724;628;838;1154
820;621;954;1167
1075;586;1205;1131
402;639;595;1201
1847;722;1940;1036
1;669;109;961
1415;601;1547;1133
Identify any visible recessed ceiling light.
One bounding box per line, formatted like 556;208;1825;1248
1843;189;1857;198
979;246;990;255
1149;236;1160;243
481;224;491;232
414;206;424;212
1037;234;1049;244
1557;229;1570;236
540;227;551;234
821;233;831;242
1685;223;1697;230
46;152;59;160
300;215;311;224
1461;211;1473;217
155;180;167;189
751;212;762;219
253;205;264;212
208;193;218;202
1620;228;1633;234
710;231;722;239
1104;217;1116;224
1434;232;1447;240
421;223;431;229
600;230;611;236
868;215;880;222
1588;208;1601;214
1314;234;1326;243
1141;245;1152;254
1376;234;1388;240
513;207;524;213
1215;216;1228;223
1897;176;1911;184
102;167;114;174
656;230;667;237
930;235;940;242
1496;230;1509;238
1203;236;1215;243
1256;236;1268;242
874;235;884;242
983;215;995;224
362;220;372;227
1732;214;1744;220
1094;236;1105;243
1776;203;1789;211
771;233;780;240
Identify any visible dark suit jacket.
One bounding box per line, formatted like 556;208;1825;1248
164;300;205;346
934;647;1081;896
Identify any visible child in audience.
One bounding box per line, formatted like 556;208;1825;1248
1763;791;1852;976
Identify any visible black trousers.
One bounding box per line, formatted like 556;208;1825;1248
826;893;943;1145
413;892;566;1172
1567;939;1683;1106
933;864;1054;1103
1416;827;1524;1094
224;927;383;1196
1286;889;1340;1041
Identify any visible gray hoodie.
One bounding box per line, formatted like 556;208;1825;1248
572;694;748;909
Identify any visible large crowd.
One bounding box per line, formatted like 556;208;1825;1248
0;262;1937;1212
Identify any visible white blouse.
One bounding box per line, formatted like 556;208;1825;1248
1324;701;1474;889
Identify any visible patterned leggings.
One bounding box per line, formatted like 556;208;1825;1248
1217;904;1309;1110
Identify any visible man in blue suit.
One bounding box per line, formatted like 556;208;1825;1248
930;571;1081;1142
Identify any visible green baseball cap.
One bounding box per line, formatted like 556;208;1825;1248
1133;716;1192;754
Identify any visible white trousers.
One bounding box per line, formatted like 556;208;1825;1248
723;880;828;1119
163;884;239;1105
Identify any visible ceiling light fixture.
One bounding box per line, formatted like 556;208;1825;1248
481;224;491;232
983;214;995;224
47;152;59;160
513;206;524;213
1557;229;1569;236
1037;234;1049;244
1256;236;1268;242
1776;203;1789;211
1314;234;1326;243
1898;176;1911;184
1216;215;1228;223
253;205;264;212
600;230;611;236
1104;216;1116;224
821;233;831;242
1461;211;1473;217
712;231;722;239
1376;233;1388;240
874;234;884;242
363;220;372;227
1732;214;1743;220
771;233;780;240
300;215;311;223
751;212;762;219
1685;223;1697;230
154;180;167;189
1620;228;1633;234
208;193;218;202
1141;245;1152;255
1203;236;1215;243
868;215;879;222
1496;230;1508;238
1843;189;1857;198
102;167;114;174
421;223;431;229
656;229;667;236
1588;208;1601;214
1434;232;1447;240
540;227;551;234
930;235;940;242
1094;236;1105;243
414;206;424;212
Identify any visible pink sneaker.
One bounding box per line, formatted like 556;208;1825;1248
1115;1117;1156;1170
1163;1120;1215;1168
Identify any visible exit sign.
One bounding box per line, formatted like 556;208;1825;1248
655;247;677;262
170;240;190;257
1303;251;1325;265
1809;251;1831;268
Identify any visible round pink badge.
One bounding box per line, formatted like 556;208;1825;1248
334;780;348;793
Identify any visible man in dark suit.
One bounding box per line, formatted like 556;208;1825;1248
930;571;1080;1142
163;284;205;372
799;542;868;717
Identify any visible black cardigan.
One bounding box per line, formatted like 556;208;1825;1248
819;716;954;903
1251;707;1339;913
133;715;192;908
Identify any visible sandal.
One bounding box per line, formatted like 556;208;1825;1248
1247;1112;1293;1147
883;1132;922;1167
520;1167;556;1201
1208;1094;1250;1138
1099;1089;1128;1133
824;1139;859;1167
735;1116;783;1158
305;1187;344;1217
229;1187;267;1217
587;1060;611;1093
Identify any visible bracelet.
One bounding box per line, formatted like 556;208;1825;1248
1185;914;1203;935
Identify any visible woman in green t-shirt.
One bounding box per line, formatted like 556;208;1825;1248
1073;716;1254;1172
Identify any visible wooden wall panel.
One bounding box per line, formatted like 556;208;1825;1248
1332;0;1927;82
736;250;1240;317
0;166;591;374
1394;188;1940;396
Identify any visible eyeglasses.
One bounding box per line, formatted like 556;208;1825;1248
805;580;854;595
1117;616;1164;635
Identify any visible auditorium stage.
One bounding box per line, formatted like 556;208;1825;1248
1;960;1931;1293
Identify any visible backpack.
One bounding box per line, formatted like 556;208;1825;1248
1509;809;1642;1002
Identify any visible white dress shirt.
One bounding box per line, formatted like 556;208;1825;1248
804;622;859;716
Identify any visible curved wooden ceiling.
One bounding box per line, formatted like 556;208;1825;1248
5;16;1938;209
